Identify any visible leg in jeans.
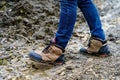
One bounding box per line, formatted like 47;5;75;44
78;0;111;56
28;0;78;64
55;0;77;49
77;0;105;41
28;0;111;64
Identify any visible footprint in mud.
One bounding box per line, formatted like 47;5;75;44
24;59;54;79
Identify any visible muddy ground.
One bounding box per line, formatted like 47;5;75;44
0;0;120;80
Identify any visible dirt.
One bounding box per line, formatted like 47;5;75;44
0;0;120;80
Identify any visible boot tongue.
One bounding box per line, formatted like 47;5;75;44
42;40;56;52
42;42;65;53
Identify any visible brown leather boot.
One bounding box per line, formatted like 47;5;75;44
80;37;111;57
29;43;65;65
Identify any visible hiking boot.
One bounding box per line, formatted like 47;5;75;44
29;42;65;65
80;37;111;57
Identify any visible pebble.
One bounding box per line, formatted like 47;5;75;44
116;40;120;44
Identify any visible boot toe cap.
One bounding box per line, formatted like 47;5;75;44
29;51;42;61
80;48;88;53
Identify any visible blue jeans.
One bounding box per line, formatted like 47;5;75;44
55;0;105;49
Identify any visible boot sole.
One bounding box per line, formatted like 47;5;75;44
29;56;64;66
80;50;112;57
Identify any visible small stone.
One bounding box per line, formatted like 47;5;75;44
60;72;65;76
116;40;120;44
11;58;19;64
56;68;66;75
65;65;74;70
86;58;93;63
5;67;13;72
66;60;72;65
11;77;17;80
25;75;32;80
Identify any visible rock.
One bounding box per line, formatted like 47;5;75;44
60;72;65;76
25;75;32;80
55;68;66;75
116;40;120;44
86;58;94;63
65;64;74;70
5;67;13;72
